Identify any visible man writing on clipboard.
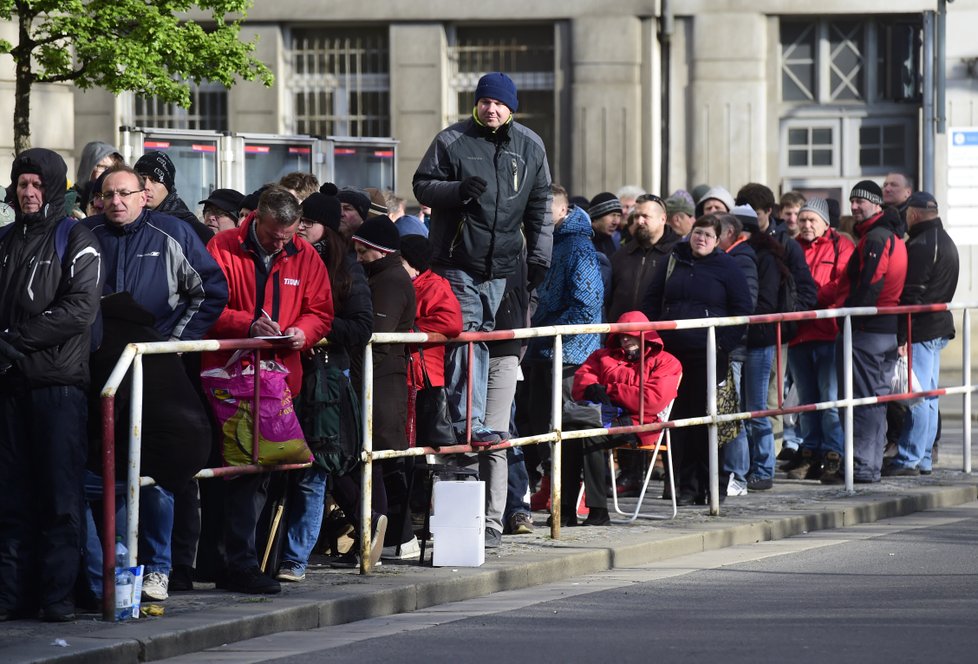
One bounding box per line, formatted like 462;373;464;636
204;185;333;594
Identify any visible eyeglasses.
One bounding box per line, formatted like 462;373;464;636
690;229;718;240
98;189;144;201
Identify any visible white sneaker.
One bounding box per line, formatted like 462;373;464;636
141;571;169;601
727;473;748;497
381;535;420;560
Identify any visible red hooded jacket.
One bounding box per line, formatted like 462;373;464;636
791;228;855;345
572;311;683;447
409;269;463;388
203;214;334;395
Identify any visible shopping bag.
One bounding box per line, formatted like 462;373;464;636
716;363;741;446
413;348;456;448
890;355;924;407
201;351;312;466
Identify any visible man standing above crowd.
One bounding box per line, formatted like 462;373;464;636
884;192;958;477
820;181;907;484
413;71;553;446
204;186;333;593
0;148;103;622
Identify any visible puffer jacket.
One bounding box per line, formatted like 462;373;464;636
642;241;753;354
572;311;683;447
410;269;462;388
84;209;228;341
413;115;553;279
793;228;855;345
0;148;103;388
898;216;958;345
822;207;908;334
530;205;603;365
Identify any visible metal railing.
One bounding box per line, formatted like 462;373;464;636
98;301;976;617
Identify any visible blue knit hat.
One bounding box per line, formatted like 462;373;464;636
475;72;519;112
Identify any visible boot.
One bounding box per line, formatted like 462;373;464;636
530;474;551;512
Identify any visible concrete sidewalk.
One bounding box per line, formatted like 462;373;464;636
2;463;976;664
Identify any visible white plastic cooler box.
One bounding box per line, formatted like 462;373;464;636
430;480;485;567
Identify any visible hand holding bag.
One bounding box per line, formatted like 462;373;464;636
201;351;312;466
413;346;456;449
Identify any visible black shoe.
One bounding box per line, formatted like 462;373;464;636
819;452;843;484
920;469;933;475
42;601;75;623
778;447;801;471
786;449;815;480
226;567;281;594
169;565;194;592
881;463;920;477
545;512;578;527
777;446;798;462
746;476;773;491
329;551;361;569
582;508;610;526
676;493;697;507
485;527;502;548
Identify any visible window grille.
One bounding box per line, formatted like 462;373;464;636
287;27;390;137
134;82;227;130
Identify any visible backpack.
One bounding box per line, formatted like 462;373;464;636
296;349;362;476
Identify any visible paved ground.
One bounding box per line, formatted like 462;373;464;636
3;440;976;664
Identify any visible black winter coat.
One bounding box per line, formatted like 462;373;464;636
898;217;959;345
608;226;681;323
156;188;214;246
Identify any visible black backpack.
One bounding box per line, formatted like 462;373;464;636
296;349;362;476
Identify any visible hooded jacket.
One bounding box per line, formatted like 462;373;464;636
641;241;754;354
821;207;908;334
608;224;681;323
75;141;121;188
410;269;462;388
792;227;855;345
572;311;683;447
0;148;103;388
84;209;228;341
898;216;958;345
530;204;603;365
413;115;553;279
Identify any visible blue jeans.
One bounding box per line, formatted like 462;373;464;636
434;268;506;433
281;464;328;573
722;359;750;482
83;470;126;599
504;446;531;525
893;337;949;472
139;485;174;575
745;345;776;480
788;341;844;457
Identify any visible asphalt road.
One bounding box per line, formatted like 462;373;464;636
160;502;978;664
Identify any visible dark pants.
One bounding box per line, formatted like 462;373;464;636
223;473;271;572
518;361;578;479
561;436;611;512
331;462;388;541
670;350;727;500
0;385;88;612
170;479;201;569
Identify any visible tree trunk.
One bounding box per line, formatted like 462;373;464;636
12;6;35;155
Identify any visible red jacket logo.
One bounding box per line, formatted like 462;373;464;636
283;278;300;286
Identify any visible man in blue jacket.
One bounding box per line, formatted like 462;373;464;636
85;165;227;602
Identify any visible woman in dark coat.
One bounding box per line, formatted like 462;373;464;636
643;214;753;504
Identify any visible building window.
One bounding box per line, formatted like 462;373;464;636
858;121;911;169
447;24;556;165
134;82;227;130
787;126;835;168
287;27;390;137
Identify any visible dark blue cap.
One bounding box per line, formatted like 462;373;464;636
906;191;938;210
475;72;518;112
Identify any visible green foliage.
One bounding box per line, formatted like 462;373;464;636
0;0;272;122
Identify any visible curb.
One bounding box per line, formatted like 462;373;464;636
13;483;978;664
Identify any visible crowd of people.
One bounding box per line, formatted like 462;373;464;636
0;71;961;622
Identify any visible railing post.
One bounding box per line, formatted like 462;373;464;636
360;343;374;574
252;349;261;465
550;333;563;539
707;327;719;516
964;308;972;474
100;394;116;621
127;353;143;565
843;315;854;493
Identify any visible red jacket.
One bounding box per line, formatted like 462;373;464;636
203;215;334;394
572;311;682;447
409;269;463;388
792;228;855;345
821;208;907;334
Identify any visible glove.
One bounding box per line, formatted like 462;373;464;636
0;335;24;374
526;263;548;292
583;383;611;406
460;176;487;201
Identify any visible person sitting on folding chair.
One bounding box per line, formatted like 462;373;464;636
566;311;682;526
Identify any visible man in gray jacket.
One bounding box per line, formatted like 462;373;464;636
413;71;553;447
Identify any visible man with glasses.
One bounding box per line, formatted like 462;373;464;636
200;188;245;234
84;166;227;602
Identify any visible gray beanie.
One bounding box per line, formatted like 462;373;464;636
799;197;830;224
698;186;736;213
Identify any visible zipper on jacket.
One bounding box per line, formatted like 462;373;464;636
449;219;464;258
511;158;518;190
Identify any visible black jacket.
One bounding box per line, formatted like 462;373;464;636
413;116;553;279
156;188;214;246
898;217;958;345
608;226;681;323
0;148;103;388
768;221;817;312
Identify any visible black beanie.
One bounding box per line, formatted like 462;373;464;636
337;188;371;222
301;191;342;233
352;215;399;253
400;234;433;273
134;151;176;192
588;192;621;221
849;180;883;206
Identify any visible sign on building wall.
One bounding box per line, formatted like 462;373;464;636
947;127;978;245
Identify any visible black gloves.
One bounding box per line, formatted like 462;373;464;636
527;263;548;292
584;383;611;406
0;335;24;374
460;176;487;201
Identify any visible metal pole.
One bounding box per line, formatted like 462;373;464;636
550;334;563;538
922;11;935;193
360;343;374;574
937;0;947;135
707;327;719;515
127;354;143;564
100;395;116;621
964;309;972;473
843;316;854;492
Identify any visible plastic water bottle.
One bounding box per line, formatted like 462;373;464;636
114;537;134;621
